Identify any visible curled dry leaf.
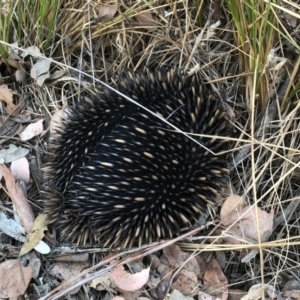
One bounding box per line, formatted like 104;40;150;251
0;85;22;116
0;259;33;299
19;119;44;141
110;265;150;292
0;164;34;233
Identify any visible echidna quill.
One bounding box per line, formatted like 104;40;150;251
43;71;229;248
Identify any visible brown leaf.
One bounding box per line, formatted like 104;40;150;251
203;259;228;296
0;164;34;233
221;194;274;244
110;265;150;291
163;244;201;276
0;85;22;116
51;261;89;295
0;259;33;299
171;269;198;296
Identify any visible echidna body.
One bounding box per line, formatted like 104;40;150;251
44;71;229;248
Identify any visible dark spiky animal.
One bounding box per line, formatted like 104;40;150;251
43;71;229;248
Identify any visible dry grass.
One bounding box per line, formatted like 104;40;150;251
0;0;300;298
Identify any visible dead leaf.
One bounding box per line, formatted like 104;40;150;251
19;214;48;256
15;68;27;83
0;259;33;299
171;269;198;296
203;259;228;297
19;119;44;141
27;252;41;279
51;261;89;295
97;4;118;22
241;284;275;300
0;85;22;116
163;244;201;277
240;207;274;241
221;195;274;244
135;12;156;25
90;275;112;291
11;157;30;184
198;290;215;300
220;194;245;226
169;289;194;300
30;59;51;86
282;279;300;299
158;267;173;297
0;144;29;164
0;211;26;242
21;45;43;58
0;164;34;233
110;265;150;291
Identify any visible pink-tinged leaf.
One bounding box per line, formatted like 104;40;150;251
110;265;150;291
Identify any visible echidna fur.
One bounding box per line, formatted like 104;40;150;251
43;70;229;248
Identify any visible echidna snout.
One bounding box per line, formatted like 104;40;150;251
43;71;229;248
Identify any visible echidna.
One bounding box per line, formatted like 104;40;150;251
43;71;229;248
